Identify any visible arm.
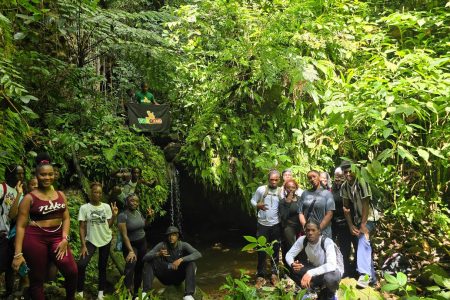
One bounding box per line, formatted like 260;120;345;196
55;192;70;260
359;196;371;234
12;195;31;270
320;191;335;231
250;187;267;211
8;181;23;220
108;202;118;227
320;211;333;231
180;242;202;262
341;186;358;235
118;220;136;263
143;242;165;262
285;236;305;267
79;221;88;258
299;213;306;228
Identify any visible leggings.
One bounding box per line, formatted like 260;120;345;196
122;237;147;294
23;226;78;300
77;241;111;292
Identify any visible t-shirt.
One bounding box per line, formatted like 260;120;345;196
298;187;335;238
135;91;155;104
340;179;379;224
0;183;20;233
118;210;145;241
250;185;280;226
331;183;346;224
78;202;113;247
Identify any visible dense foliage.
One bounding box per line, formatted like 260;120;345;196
1;0;449;298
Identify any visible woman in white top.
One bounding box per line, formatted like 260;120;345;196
77;182;118;300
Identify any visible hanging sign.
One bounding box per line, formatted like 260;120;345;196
127;103;171;133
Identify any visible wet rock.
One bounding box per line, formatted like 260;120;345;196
163;142;182;162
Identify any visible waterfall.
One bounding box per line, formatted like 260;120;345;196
169;163;183;235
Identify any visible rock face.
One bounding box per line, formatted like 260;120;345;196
163;142;182;163
156;284;203;300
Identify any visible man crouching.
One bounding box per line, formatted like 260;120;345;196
286;219;342;300
143;226;202;300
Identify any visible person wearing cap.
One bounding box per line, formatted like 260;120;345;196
339;161;379;288
142;226;201;300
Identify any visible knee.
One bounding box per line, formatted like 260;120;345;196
323;271;341;289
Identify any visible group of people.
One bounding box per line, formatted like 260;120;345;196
250;162;379;299
0;154;201;300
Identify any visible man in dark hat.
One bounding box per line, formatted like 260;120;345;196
142;226;201;300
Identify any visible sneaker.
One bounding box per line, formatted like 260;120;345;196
255;276;266;289
183;295;195;300
301;289;318;300
356;274;371;289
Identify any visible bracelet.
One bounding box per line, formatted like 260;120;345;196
14;253;23;258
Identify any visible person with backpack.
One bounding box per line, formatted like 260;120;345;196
0;164;24;297
340;160;379;288
142;226;202;300
250;169;282;287
286;219;343;300
298;170;335;239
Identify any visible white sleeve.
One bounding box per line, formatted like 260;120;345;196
250;186;265;207
104;203;112;219
78;205;86;221
285;236;305;266
307;238;338;277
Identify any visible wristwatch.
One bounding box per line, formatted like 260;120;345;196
63;235;71;242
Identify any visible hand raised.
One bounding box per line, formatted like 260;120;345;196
110;202;119;217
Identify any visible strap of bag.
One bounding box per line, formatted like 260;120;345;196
305;199;317;220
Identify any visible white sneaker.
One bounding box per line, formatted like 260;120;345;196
183;295;195;300
356;274;371;289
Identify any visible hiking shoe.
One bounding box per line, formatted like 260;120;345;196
270;274;279;286
356;274;371;289
255;276;266;289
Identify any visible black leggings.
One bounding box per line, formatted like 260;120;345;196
77;241;111;291
122;237;147;294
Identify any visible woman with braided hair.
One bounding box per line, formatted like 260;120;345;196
12;153;77;300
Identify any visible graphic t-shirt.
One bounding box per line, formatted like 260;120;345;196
0;183;20;233
78;202;113;247
135;91;155;104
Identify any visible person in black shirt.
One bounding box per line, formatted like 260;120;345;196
331;167;353;278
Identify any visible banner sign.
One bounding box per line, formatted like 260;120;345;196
127;103;171;133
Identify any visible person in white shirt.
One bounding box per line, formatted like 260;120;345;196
286;219;342;300
77;182;118;300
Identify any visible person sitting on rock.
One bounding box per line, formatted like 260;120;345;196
143;226;201;300
286;219;343;300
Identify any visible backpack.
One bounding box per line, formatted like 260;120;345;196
302;236;345;276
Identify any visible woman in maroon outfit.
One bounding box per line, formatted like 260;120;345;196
12;156;77;300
